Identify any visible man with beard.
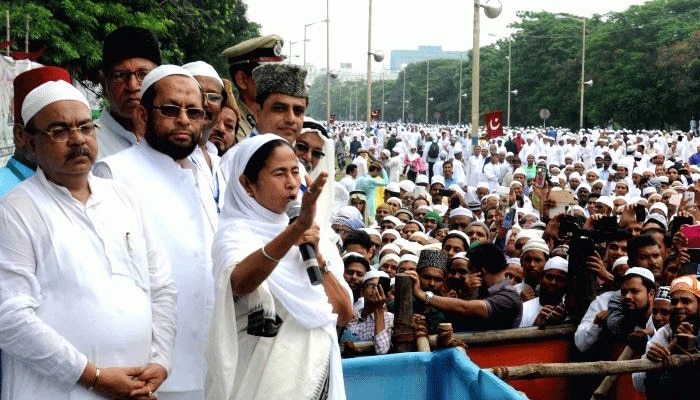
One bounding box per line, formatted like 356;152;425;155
294;117;328;174
642;276;700;399
607;234;663;341
520;256;569;327
608;267;656;343
94;65;216;400
207;79;240;157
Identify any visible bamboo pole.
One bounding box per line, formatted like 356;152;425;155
590;346;634;400
6;10;9;56
488;353;700;381
415;317;430;352
342;324;576;356
392;273;414;353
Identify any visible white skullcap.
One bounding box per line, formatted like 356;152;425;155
625;266;655;283
393;238;410;249
515;229;543;242
181;61;224;87
446;229;470;245
431;175;445;187
360;227;381;238
22;80;90;123
416;174;429;185
452;251;469;262
513;168;526;176
421;242;443;252
477;181;490;190
612;256;628;271
399;180;415;193
386;182;400;193
401;241;422;256
399;254;419;264
382;216;402;228
379;253;400;266
140;64;199;97
521;237;550;256
596;196;614;210
379;243;400;256
409;231;429;241
381;229;400;240
544;256;568;273
450;207;473;218
363;269;390;283
432;203;448;216
649;202;668;216
569;172;581;181
508;257;521;266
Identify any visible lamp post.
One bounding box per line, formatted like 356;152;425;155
303;22;314;67
365;0;384;131
325;0;331;124
556;14;588;129
471;0;502;142
401;63;408;123
288;41;298;64
489;33;514;127
459;93;468;125
458;53;464;125
426;97;434;124
425;59;430;124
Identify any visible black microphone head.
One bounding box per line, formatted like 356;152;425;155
285;200;302;221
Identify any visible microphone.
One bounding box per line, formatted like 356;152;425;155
285;201;323;285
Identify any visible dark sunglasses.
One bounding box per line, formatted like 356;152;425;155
295;141;325;159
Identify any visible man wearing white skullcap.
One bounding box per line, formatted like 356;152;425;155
342;269;394;355
183;61;228;213
519;256;569;327
94;65;217;400
0;77;176;398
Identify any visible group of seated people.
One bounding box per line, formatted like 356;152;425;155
329;156;700;399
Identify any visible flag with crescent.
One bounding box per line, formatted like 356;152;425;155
485;110;503;139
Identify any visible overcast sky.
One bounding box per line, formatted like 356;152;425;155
245;0;650;74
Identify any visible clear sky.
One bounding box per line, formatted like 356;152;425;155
245;0;650;75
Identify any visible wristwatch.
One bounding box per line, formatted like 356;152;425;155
424;291;434;305
320;261;331;274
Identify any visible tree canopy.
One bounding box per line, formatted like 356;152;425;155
306;0;700;131
2;0;260;81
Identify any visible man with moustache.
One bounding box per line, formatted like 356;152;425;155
207;79;240;157
0;76;176;398
607;234;664;339
94;65;217;400
519;256;569;327
97;26;162;158
642;276;700;399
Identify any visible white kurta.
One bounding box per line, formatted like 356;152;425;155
0;169;176;400
94;142;218;395
95;110;138;160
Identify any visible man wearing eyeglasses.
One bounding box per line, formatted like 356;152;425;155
0;75;176;398
94;65;218;400
96;26;161;159
295;117;328;173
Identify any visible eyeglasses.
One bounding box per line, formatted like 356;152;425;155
294;141;325;159
152;105;206;120
364;283;378;290
31;122;100;143
204;92;224;104
110;69;151;83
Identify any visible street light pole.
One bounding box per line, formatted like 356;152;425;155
579;17;586;129
289;41;298;64
303;22;314;67
556;14;587;129
507;37;512;127
401;63;408;122
458;53;464;125
366;0;373;130
471;1;502;142
325;0;331;124
425;59;430;124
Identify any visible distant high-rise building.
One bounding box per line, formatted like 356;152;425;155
390;45;467;71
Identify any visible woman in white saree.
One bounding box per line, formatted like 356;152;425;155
206;134;346;400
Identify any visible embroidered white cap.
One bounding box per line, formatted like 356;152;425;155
21;80;90;123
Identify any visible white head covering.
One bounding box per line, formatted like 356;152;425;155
140;64;199;97
181;60;224;87
544;256;568;273
21;80;90;123
210;134;345;399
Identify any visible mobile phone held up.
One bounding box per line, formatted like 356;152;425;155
534;166;547;188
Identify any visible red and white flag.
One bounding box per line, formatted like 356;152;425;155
485;110;503;139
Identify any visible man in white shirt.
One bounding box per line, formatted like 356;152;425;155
96;26;162;159
339;164;358;192
0;76;176;399
94;65;217;400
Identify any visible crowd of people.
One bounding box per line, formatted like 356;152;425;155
1;25;700;400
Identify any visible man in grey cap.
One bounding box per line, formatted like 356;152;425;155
220;34;284;142
219;62;309;182
97;26;162;159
